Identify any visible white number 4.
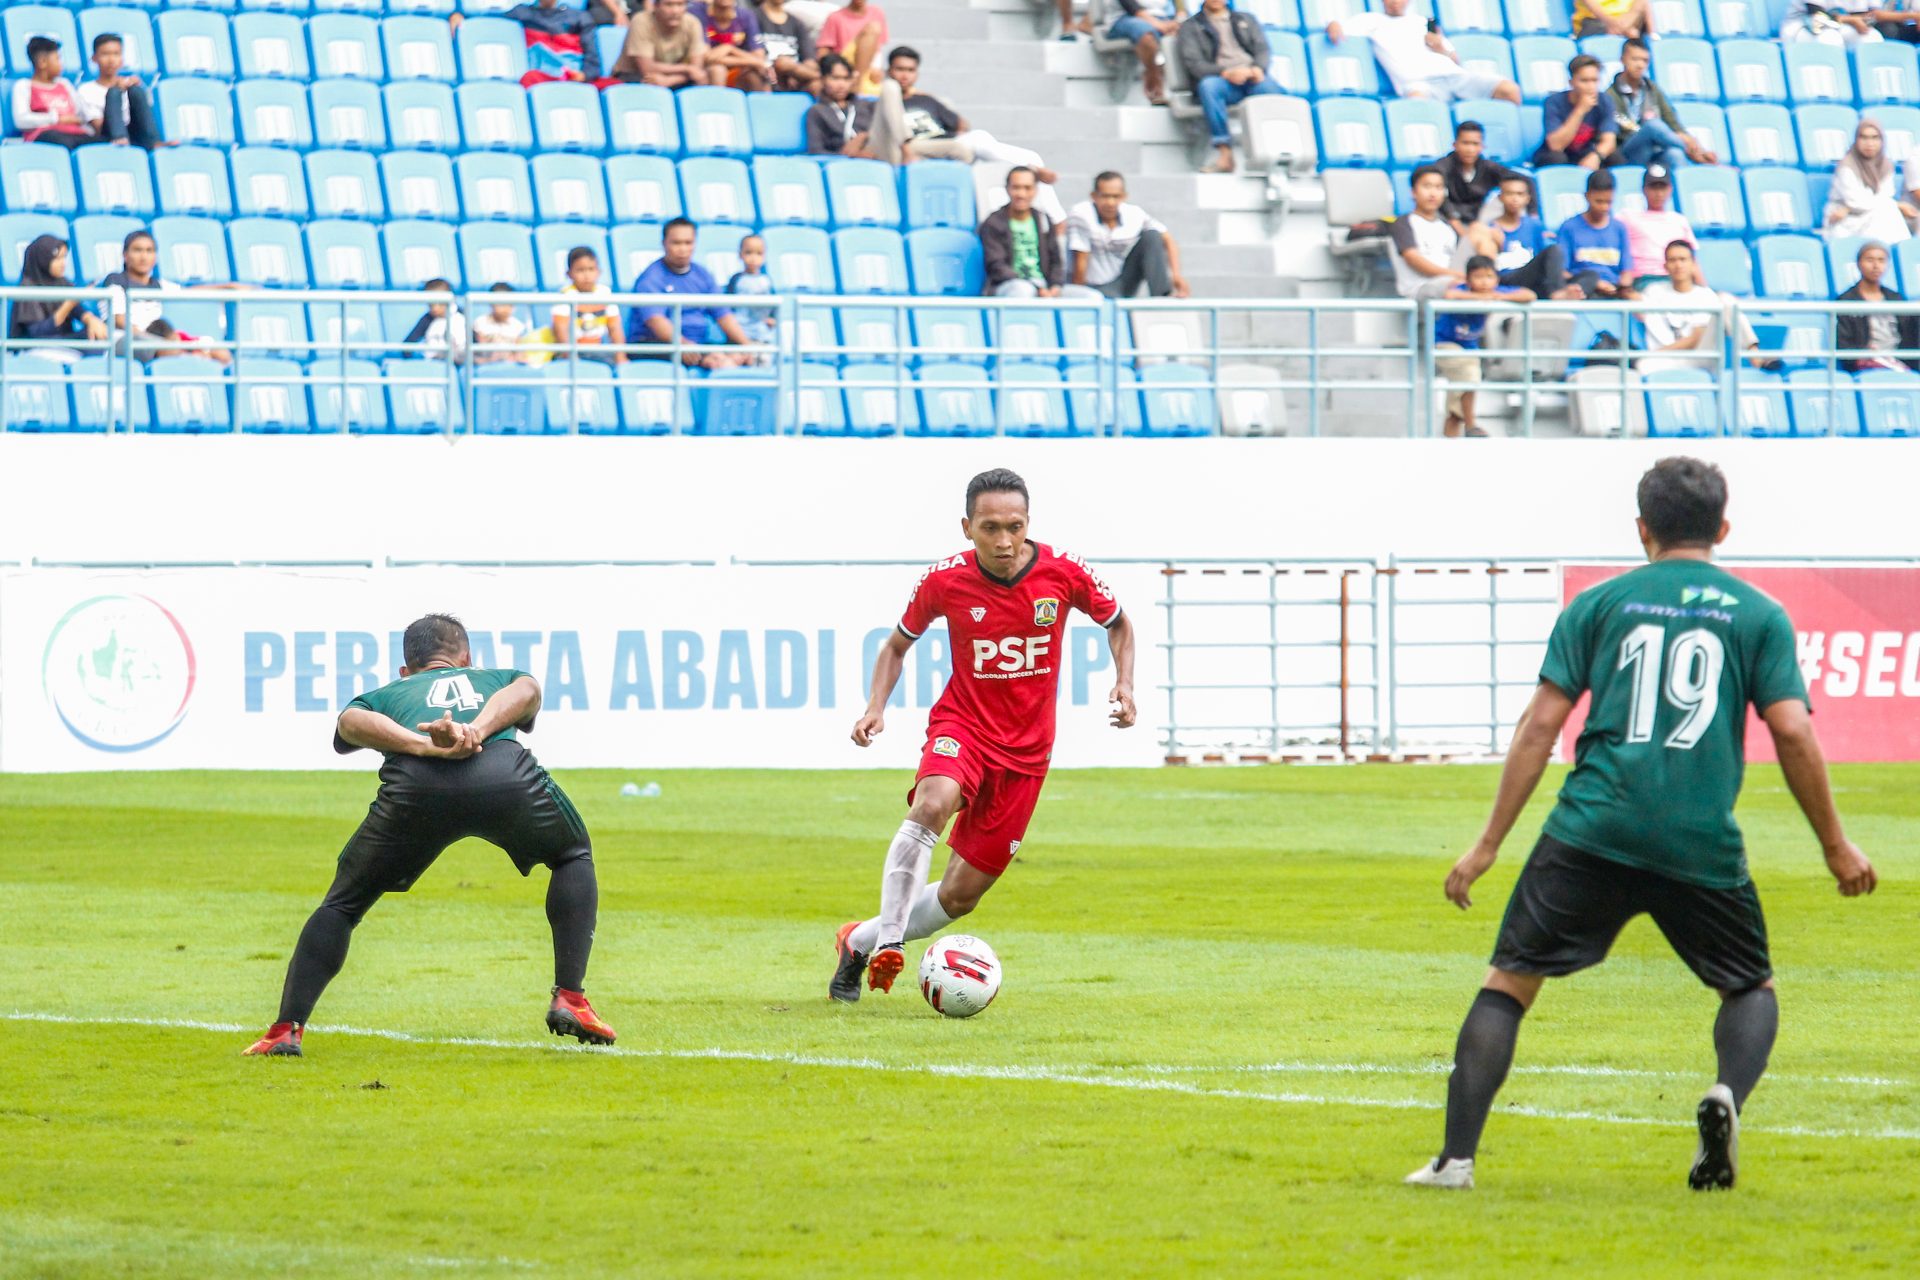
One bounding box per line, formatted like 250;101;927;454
1619;624;1725;749
425;673;485;712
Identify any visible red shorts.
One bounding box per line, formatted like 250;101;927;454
910;723;1047;878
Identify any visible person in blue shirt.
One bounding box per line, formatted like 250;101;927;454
1554;169;1637;299
1480;172;1575;298
1533;54;1617;169
1435;255;1535;437
625;218;758;368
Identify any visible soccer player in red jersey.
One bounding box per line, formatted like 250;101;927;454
829;469;1137;1001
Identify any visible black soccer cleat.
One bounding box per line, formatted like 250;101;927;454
830;921;868;1003
1689;1084;1739;1191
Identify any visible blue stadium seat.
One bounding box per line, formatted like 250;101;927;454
384;82;461;151
382;15;458;81
788;304;836;358
1384;98;1453;166
1503;0;1571;34
154;147;234;217
903;160;977;230
1716;38;1786;105
603;84;680;155
157;78;236;148
1455;99;1523;164
1693;237;1754;295
81;9;160;76
994;309;1064;365
530;82;607;153
1315;99;1388;167
612;363;692;437
1827;235;1875;294
311;78;389;150
841;365;915;436
824;158;902;228
1872;106;1920;166
908;307;990;366
146;357;231;434
1727;104;1798;167
1783;43;1850;105
1305;33;1380;97
913;363;995;437
474;363;549;434
1133;363;1215;437
69;214;142;285
1751;312;1830;367
5;6;76;75
827;306;901;363
156;10;235;78
380;150;459;220
678;157;756;225
234;15;311;79
307;218;387;287
307;149;385;219
693;224;751;284
749;91;813;156
1653;38;1719;103
533;153;611;224
1645;369;1720;437
693;367;779;437
532;224;610;288
1389;169;1414;216
1856;369;1920;437
1806;171;1832;217
1266;29;1312;96
233;359;313;433
832;228;909;294
228;216;309;286
235;81;314;150
1450;35;1516;86
1607;164;1647;214
242;0;315;12
1534;165;1588;227
1578;34;1624;73
1438;0;1505;33
456;81;536;152
312;0;387;12
309;358;386;431
458;221;536;290
1794;104;1858;171
605;155;681;223
231;149;310;220
454;16;529;82
383;218;462;287
1675;165;1745;237
1300;0;1367;25
1728;371;1792;437
3;360;74;432
1674;101;1727;163
1785;367;1854;436
1705;0;1767;36
389;0;457;17
1855;41;1919;107
1896;238;1920;295
71;360;148;434
906;227;985;297
752;156;829;228
759;225;833;292
676;86;752;158
309;14;385;80
792;362;847;436
454;152;534;221
1741;168;1811;235
998;364;1079;436
610;222;667;287
545;363;621;435
307;302;385;356
1508;36;1574;103
1646;0;1706;36
152;215;233;286
1756;233;1830;299
594;26;626;84
76;147;155;218
232;299;310;357
383;359;462;434
1;145;76;217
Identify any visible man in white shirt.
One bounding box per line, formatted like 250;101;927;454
1636;241;1769;377
1327;0;1520;104
1391;166;1465;299
1066;172;1189;298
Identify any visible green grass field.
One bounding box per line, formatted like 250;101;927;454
2;763;1917;1278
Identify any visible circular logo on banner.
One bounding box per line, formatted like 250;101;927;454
41;595;197;753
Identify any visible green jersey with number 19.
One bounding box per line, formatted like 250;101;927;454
334;667;533;755
1538;559;1807;889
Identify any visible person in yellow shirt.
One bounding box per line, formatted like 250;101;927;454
1573;0;1649;36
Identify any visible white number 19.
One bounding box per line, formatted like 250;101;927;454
1618;624;1724;750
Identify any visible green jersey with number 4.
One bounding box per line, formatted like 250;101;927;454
335;667;533;755
1539;559;1807;889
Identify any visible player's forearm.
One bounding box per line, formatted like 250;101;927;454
1773;723;1849;853
865;643;908;714
471;677;541;740
1479;712;1557;849
1107;614;1136;693
337;708;435;757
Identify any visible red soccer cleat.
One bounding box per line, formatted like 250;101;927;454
546;987;617;1046
242;1022;303;1057
866;946;905;994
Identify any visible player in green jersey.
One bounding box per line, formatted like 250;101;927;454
244;614;615;1057
1406;458;1877;1192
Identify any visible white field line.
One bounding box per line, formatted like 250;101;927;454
7;1011;1917;1143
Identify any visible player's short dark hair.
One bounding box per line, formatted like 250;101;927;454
1622;35;1650;56
1637;457;1727;549
1454;120;1483;139
1569;54;1601;76
965;468;1029;518
26;36;59;62
663;216;696;240
1586;168;1614;193
93;33;123;53
1465;254;1496;274
404;614;471;668
887;45;920;67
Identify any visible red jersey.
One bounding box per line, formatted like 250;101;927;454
898;542;1123;772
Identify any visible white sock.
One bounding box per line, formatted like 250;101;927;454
847;883;954;956
875;820;936;950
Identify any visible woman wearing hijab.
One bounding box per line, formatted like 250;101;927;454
1825;119;1918;244
9;235;108;362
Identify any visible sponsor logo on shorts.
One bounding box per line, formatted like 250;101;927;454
1033;597;1060;627
969;607;987;622
933;736;961;757
1008;840;1021;855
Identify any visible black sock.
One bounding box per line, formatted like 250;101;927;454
276;903;358;1026
1714;986;1778;1111
1440;988;1527;1163
547;856;599;992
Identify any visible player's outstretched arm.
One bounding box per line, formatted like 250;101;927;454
1105;611;1137;729
1763;699;1877;897
467;675;542;741
1446;681;1576;909
853;629;912;747
338;708;473;759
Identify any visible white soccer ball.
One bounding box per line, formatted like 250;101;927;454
919;934;1002;1019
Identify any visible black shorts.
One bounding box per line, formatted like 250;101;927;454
324;741;590;915
1491;834;1772;992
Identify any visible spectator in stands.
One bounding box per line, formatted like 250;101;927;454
402;279;468;363
1436;256;1535;438
805;54;877;155
754;0;821;93
1534;55;1617;169
98;229;237;365
726;233;778;345
552;247;624;364
626;218;758;367
979;168;1099;299
1181;0;1281;174
10;235;109;361
1067;172;1190;298
1619;165;1696;288
1783;0;1885;46
78;34;166;151
1105;0;1185;105
1573;0;1649;37
1557;169;1636;298
1481;172;1576;297
12;38;97;150
1867;0;1920;41
1836;241;1920;369
1390;166;1465;299
1437;122;1522;231
451;0;621;87
473;283;533;364
1635;241;1769;376
613;0;710;87
1053;0;1092;43
817;0;888;94
693;0;771;91
1825;120;1916;244
1325;0;1521;106
1607;38;1717;170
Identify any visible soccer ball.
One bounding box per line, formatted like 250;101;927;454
919;934;1002;1018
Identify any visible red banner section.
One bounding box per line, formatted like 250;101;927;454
1558;564;1920;764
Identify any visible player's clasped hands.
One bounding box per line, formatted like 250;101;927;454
416;711;485;760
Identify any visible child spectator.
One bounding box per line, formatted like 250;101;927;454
451;0;621;88
12;38;96;149
693;0;770;90
99;229;236;364
472;282;534;364
725;234;778;345
1435;255;1535;438
553;247;625;363
1481;173;1574;298
9;235;109;361
77;34;166;150
402;279;468;363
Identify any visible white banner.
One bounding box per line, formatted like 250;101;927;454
0;564;1164;772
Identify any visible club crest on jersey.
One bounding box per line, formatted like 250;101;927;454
1009;840;1021;855
1032;598;1061;628
969;607;987;622
933;736;961;757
